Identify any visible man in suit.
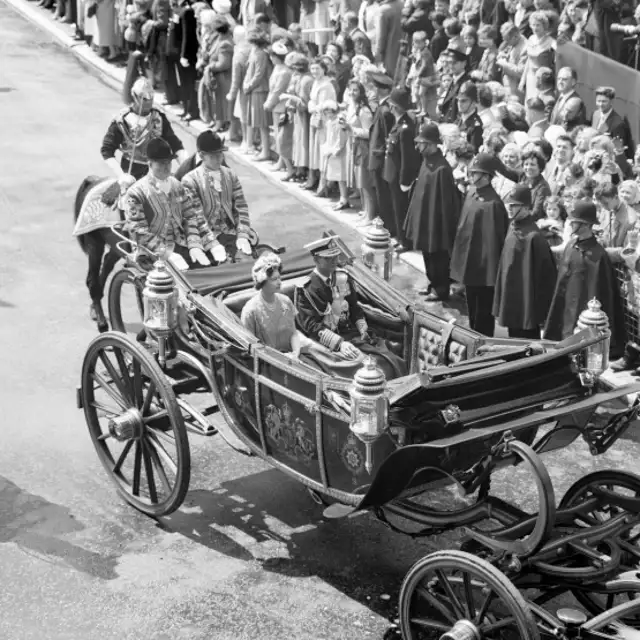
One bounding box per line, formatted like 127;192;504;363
374;0;403;77
550;67;587;126
526;96;550;139
181;131;253;264
384;87;420;249
543;134;575;195
437;48;470;123
368;72;397;238
591;86;635;159
341;11;373;59
455;81;484;153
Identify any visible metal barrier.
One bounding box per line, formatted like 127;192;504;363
615;262;640;348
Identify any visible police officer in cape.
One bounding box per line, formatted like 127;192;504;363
384;86;421;252
294;237;406;380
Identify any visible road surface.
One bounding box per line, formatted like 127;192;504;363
1;3;639;639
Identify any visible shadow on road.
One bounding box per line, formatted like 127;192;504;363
160;468;436;625
0;475;119;579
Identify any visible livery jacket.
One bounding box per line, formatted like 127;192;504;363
124;175;202;255
181;165;250;251
295;269;367;351
100;107;183;169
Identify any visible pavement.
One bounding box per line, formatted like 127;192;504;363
0;2;639;640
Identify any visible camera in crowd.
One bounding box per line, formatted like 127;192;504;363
610;23;640;36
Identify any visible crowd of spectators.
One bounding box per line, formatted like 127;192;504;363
31;0;640;349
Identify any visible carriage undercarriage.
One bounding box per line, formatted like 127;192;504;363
77;228;640;640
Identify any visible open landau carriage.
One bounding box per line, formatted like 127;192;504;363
78;224;640;639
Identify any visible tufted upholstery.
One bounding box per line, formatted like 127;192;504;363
410;313;480;373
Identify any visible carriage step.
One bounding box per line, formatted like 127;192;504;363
202;405;220;417
76;386;83;409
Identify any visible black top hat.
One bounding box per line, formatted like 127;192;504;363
506;185;532;207
469;152;497;177
147;137;174;161
388;87;413;112
197;130;228;153
569;199;598;225
415;122;442;144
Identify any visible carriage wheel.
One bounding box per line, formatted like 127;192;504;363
560;470;640;619
399;550;540;640
80;332;190;517
108;268;145;336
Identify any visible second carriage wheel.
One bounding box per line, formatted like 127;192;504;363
560;470;640;620
108;267;145;336
398;550;540;640
80;331;190;517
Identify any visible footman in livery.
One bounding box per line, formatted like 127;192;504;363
124;137;210;270
181;131;253;265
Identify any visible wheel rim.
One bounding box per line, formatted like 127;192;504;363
82;333;189;516
560;471;640;620
399;551;539;640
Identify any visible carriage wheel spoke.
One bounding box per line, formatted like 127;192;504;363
480;617;517;633
113;347;135;405
141;381;157;416
141;440;158;504
98;351;132;405
415;586;457;624
409;617;450;631
113;439;134;474
144;410;169;424
462;572;476;620
90;401;120;418
146;431;177;474
435;570;466;620
132;359;144;408
144;438;172;494
132;442;142;496
474;590;496;625
92;371;128;410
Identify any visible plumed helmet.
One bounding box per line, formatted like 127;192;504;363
569;199;598;225
469;152;497;177
147;137;174;161
252;252;282;287
131;76;154;101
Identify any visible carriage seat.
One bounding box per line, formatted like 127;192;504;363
410;313;481;372
222;276;310;315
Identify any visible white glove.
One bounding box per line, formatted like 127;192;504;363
180;57;190;68
236;237;252;255
118;173;136;190
168;252;189;271
189;247;211;266
212;243;228;263
339;341;361;359
400;184;412;193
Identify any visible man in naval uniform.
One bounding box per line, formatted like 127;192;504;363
181;131;253;264
295;237;406;379
124;137;211;271
101;76;189;195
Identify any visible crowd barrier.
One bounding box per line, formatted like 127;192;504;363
556;42;640;143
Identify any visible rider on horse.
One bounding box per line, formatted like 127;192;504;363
181;130;253;265
124;137;211;271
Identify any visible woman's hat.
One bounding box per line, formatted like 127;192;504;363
252;252;282;286
196;130;228;153
285;51;308;70
212;0;231;13
271;40;289;56
147;137;174;161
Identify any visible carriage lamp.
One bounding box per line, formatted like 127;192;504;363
142;260;179;366
360;218;394;281
574;298;611;380
349;356;389;474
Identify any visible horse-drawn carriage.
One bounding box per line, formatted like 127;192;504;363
77;226;640;639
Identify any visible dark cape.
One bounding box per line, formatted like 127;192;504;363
404;149;461;253
493;217;558;330
543;236;626;350
450;184;509;286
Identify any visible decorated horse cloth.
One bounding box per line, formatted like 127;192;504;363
73;179;122;237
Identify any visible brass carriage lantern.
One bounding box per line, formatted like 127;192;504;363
142;260;179;366
361;217;394;281
349;356;389;474
574;298;611;379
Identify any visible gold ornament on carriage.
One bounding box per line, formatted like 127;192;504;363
142;260;179;338
360;217;394;281
574;298;611;379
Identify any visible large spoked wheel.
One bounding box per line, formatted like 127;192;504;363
399;550;540;640
560;470;640;618
81;331;190;517
107;267;145;336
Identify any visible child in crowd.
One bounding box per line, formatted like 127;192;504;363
319;100;349;209
538;195;569;246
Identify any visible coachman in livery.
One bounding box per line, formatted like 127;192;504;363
295;237;406;380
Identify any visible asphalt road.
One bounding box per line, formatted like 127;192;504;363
1;4;640;640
